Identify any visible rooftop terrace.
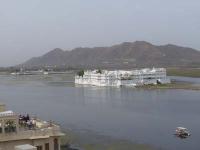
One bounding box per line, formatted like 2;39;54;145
0;107;64;142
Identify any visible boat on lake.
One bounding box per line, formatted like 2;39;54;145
175;127;191;138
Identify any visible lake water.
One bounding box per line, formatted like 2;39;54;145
0;74;200;150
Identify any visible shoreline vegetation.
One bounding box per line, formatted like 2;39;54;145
136;81;200;90
167;68;200;78
0;68;199;90
0;68;200;78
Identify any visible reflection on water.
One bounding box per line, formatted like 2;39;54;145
0;74;200;150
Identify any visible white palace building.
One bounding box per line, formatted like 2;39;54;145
75;68;170;87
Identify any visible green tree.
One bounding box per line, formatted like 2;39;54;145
77;70;84;77
96;69;102;74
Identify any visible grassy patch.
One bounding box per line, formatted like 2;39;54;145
167;68;200;78
136;82;200;90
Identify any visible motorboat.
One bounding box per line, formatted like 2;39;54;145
175;127;191;138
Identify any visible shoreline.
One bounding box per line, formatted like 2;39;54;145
167;68;200;78
136;82;200;91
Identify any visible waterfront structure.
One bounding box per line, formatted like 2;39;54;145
11;68;49;75
75;68;170;87
0;103;64;150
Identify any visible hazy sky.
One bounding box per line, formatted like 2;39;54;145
0;0;200;66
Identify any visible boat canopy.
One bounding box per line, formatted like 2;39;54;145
177;127;187;130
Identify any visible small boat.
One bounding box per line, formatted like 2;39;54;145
175;127;191;138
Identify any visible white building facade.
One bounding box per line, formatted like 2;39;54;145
75;68;170;87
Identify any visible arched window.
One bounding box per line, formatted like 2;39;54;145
0;122;2;133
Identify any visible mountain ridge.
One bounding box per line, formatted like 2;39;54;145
20;41;200;69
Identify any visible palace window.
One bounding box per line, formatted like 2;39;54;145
45;143;49;150
54;138;59;150
36;145;43;150
0;122;2;133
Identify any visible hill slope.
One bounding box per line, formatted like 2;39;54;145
21;41;200;68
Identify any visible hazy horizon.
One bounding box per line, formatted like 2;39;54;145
0;0;200;67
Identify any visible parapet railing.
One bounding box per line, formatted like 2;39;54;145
0;123;62;142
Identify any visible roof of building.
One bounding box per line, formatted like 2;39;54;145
177;127;187;130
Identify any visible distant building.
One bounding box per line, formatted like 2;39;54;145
75;68;170;87
0;103;64;150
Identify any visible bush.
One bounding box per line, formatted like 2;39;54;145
77;70;84;77
96;69;102;74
